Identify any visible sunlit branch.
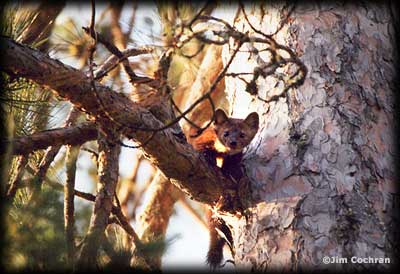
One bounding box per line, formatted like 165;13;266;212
0;36;242;205
3;122;98;156
94;48;153;80
64;144;80;267
30;107;82;198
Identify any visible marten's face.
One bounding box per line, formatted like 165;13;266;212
214;109;259;155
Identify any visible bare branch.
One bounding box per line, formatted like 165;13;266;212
77;129;121;269
83;27;157;86
2;122;98;155
42;176;143;247
94;48;153;80
27;168;146;269
30;107;82;198
65;145;80;267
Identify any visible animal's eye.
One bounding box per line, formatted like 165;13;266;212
223;131;229;137
240;133;245;138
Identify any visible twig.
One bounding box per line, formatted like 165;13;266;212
80;147;99;160
119;132;157;149
187;1;214;29
94;48;153;80
83;27;156;87
170;98;202;130
189;95;216;138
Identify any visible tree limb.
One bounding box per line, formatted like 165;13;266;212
2;121;98;155
77;129;120;269
0;37;236;206
29;107;82;199
64;144;80;268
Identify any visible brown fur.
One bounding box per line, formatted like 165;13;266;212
189;109;259;157
188;109;259;269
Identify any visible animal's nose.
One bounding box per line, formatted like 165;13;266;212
230;141;237;147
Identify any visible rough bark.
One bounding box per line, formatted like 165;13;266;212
77;130;120;269
0;37;237;205
220;2;396;272
64;144;80;267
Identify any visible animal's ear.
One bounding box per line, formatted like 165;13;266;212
214;109;228;125
244;112;259;129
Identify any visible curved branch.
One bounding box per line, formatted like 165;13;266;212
0;37;236;206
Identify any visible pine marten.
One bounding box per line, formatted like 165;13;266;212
188;109;259;270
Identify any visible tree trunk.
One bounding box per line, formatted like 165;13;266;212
221;2;397;271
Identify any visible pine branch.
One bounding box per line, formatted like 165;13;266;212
0;37;237;206
3;122;98;155
33;174;143;247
